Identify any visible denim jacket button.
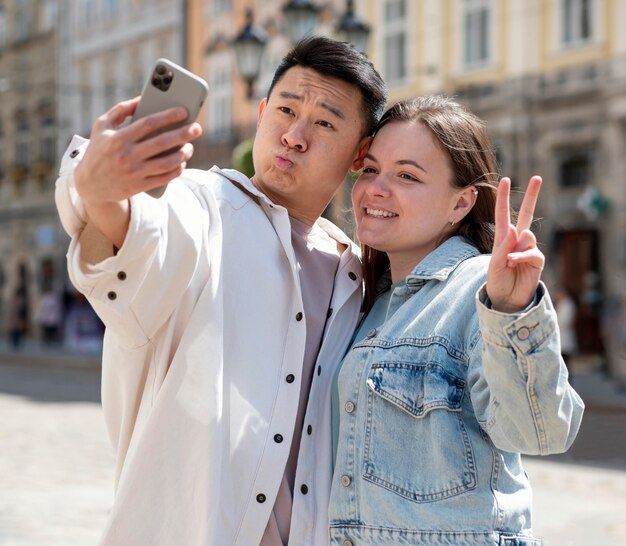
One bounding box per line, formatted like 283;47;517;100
517;326;530;340
341;475;351;487
366;328;377;338
344;401;356;413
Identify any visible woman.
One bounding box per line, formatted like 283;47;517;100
329;96;584;546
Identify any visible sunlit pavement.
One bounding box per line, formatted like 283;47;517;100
0;354;625;546
524;457;626;546
0;362;113;546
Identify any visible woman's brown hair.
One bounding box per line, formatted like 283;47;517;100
361;95;502;312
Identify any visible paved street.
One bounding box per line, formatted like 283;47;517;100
0;359;625;545
0;362;113;546
524;406;626;546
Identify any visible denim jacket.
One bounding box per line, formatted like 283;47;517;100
329;237;584;546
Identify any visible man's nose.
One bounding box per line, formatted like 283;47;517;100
281;123;308;152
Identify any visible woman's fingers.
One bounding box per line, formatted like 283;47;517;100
494;178;512;247
506;229;545;270
516;176;542;232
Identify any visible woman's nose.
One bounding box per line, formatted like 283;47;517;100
365;174;391;196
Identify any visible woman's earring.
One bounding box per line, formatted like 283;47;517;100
449;219;456;226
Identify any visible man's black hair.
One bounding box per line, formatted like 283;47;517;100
266;35;387;137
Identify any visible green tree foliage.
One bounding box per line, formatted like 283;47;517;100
232;138;255;177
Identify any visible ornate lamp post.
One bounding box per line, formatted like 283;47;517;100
282;0;320;44
232;9;267;99
336;0;370;53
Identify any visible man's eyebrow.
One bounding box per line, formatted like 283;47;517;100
278;91;345;119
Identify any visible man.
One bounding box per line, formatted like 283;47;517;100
55;36;387;545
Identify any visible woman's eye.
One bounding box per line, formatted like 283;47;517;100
362;166;377;174
278;106;293;115
317;120;334;129
399;173;419;182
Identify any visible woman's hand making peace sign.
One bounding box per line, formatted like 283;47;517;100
486;176;545;313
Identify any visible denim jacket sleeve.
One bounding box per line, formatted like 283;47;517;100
468;281;584;456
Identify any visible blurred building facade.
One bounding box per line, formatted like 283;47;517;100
0;0;624;377
0;0;61;347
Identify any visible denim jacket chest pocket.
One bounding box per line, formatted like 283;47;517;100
362;343;478;503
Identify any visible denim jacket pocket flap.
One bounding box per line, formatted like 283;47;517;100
366;362;465;418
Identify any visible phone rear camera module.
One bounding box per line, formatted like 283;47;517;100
151;65;174;92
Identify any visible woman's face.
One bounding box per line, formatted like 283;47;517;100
352;121;467;281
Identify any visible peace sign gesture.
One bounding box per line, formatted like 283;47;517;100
486;176;545;313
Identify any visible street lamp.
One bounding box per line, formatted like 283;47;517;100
336;0;370;53
232;9;267;99
282;0;320;44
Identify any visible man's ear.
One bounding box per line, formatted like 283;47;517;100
351;136;372;172
256;98;268;128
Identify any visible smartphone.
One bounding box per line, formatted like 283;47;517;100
132;58;209;197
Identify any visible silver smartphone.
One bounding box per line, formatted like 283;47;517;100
132;58;209;197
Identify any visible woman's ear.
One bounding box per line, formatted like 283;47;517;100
450;186;478;224
351;136;372;172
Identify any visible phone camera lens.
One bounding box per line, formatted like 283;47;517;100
156;65;166;75
152;78;160;87
163;76;172;85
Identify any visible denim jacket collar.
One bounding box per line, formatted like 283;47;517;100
405;236;481;286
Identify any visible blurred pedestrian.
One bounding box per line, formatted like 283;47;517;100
555;285;578;378
63;292;103;353
36;290;63;346
7;285;29;349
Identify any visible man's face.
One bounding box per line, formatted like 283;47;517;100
251;66;369;225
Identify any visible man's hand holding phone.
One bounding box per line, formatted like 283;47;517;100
74;59;207;249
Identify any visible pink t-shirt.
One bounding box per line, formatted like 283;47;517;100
260;217;341;545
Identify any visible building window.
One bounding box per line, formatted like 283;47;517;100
462;0;491;68
382;0;409;84
103;0;119;20
16;0;33;41
212;0;231;16
38;103;56;165
78;0;97;28
15;112;31;169
0;5;7;49
40;0;57;32
559;153;590;187
80;75;92;137
207;53;232;138
562;0;593;46
0;122;4;180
